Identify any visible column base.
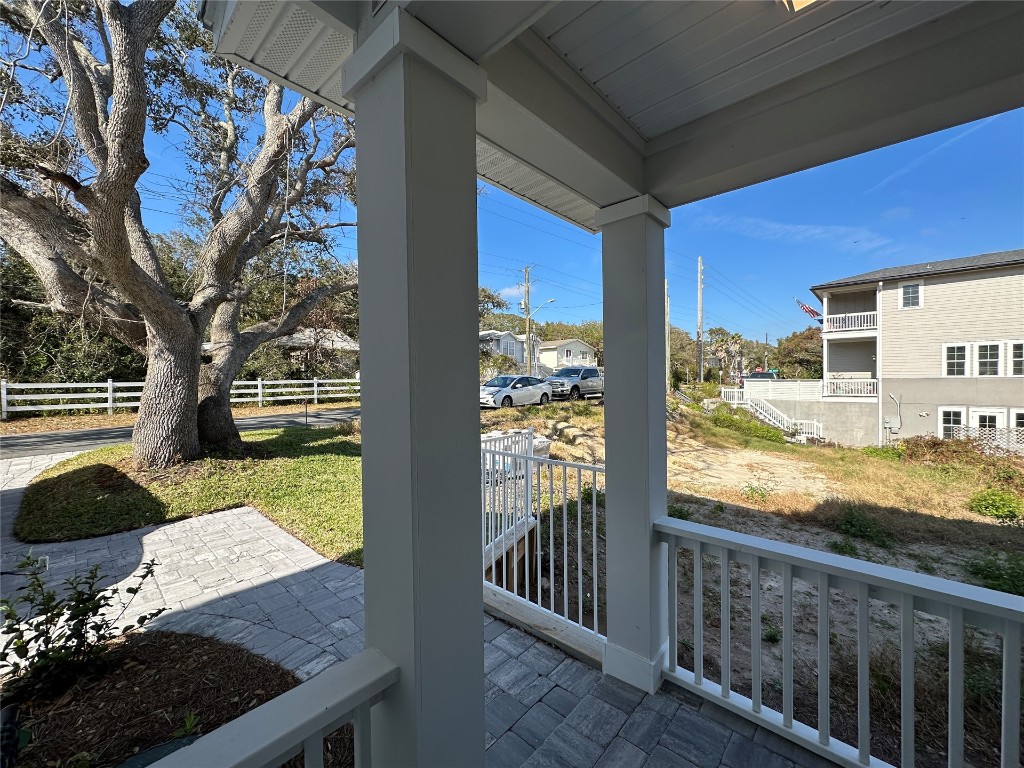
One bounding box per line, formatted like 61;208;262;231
603;639;668;695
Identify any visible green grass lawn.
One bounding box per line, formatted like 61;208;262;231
17;426;365;566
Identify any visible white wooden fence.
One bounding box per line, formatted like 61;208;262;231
0;378;360;419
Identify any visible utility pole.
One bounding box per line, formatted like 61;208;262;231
696;256;704;382
523;266;532;375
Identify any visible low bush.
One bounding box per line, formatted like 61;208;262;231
710;405;785;444
965;552;1024;595
1;558;164;703
861;443;906;461
967;488;1024;522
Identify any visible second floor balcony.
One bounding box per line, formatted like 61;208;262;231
824;311;878;334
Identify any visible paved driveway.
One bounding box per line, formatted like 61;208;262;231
0;407;360;458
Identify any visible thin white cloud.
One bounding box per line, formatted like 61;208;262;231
864;116;998;194
693;212;890;253
498;284;523;300
882;207;912;221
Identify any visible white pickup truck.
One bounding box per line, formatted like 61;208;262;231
545;366;604;401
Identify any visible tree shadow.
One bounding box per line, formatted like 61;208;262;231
233;425;362;461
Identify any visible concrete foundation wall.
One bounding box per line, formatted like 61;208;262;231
767;398;878;447
881;378;1024;438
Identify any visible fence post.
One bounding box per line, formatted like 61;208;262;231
257;378;264;408
313;377;319;405
107;379;114;414
1;379;7;421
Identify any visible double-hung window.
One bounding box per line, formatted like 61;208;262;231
976;343;1001;376
938;407;965;440
1011;341;1024;376
943;344;967;376
899;280;922;309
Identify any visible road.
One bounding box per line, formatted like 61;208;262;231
0;407;360;458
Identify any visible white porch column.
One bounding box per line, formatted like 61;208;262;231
342;11;486;766
597;195;671;694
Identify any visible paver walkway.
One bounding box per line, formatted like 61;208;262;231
1;454;835;767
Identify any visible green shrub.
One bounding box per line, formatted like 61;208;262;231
0;557;165;703
667;503;692;521
967;488;1024;522
965;552;1024;596
827;538;859;557
861;443;906;461
834;507;893;549
710;406;785;444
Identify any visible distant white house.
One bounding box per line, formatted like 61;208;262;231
538;338;597;370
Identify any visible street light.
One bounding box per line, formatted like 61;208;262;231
525;298;555;375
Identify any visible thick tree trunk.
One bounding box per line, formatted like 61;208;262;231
132;324;202;468
197;353;245;452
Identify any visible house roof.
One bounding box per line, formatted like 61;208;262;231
539;338;596;351
479;330;516;340
810;249;1024;295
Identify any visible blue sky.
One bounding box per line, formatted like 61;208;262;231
141;106;1023;345
477;108;1024;343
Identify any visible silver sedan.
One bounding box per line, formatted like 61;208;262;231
480;375;552;408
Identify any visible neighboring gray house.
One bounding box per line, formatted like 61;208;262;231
742;250;1024;446
479;330;540;371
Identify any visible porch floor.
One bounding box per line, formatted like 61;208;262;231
2;453;837;768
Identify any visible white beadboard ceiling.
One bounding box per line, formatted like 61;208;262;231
533;0;969;140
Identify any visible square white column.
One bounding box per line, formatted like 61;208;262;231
343;11;486;766
598;195;671;694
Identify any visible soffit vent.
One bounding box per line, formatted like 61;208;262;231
476;139;598;233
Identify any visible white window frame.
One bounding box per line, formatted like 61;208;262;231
974;340;1002;377
564;349;572;359
898;279;923;310
941;342;969;377
1009;340;1024;377
937;406;966;440
580;351;589;360
969;407;1007;430
1010;408;1024;430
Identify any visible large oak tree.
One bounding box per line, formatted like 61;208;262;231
1;1;356;466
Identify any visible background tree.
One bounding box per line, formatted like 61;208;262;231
478;287;509;322
668;326;698;387
706;327;743;384
775;326;823;378
0;1;356;464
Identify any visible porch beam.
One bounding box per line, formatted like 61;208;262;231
599;194;671;694
342;10;484;765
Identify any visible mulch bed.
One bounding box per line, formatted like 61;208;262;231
7;631;353;768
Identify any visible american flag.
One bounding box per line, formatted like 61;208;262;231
794;298;823;321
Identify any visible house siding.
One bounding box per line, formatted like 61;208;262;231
827;339;876;377
879;265;1024;378
881;377;1024;438
827;289;876;314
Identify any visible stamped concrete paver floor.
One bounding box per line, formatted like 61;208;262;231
2;454;836;767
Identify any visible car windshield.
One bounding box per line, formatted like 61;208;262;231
484;376;517;388
552;368;582;377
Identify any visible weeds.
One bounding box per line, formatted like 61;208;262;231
827;538;859;557
964;552;1024;595
760;614;782;643
710;405;786;444
831;506;894;549
861;444;906;461
967;488;1023;523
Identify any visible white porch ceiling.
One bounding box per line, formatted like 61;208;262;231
200;0;1024;232
533;1;969;140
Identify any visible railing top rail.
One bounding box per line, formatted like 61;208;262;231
150;648;398;768
481;447;605;474
655;516;1023;621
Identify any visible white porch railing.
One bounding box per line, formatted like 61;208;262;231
721;387;746;405
0;377;360;418
150;648;399;768
825;379;878;397
744;379;824;401
825;312;878;333
719;389;823;439
656;516;1023;768
481;446;606;638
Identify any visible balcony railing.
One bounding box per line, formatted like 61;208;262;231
825;378;878;397
151;648;399;768
656;516;1023;768
824;311;877;333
